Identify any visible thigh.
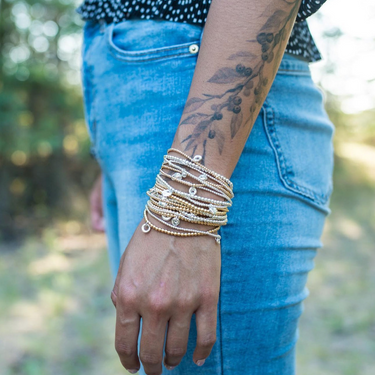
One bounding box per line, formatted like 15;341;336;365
81;18;334;375
216;56;334;374
172;57;333;374
82;19;205;254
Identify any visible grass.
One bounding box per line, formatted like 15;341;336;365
1;143;374;375
0;232;124;375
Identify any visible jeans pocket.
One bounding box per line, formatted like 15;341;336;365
262;70;335;208
106;19;204;63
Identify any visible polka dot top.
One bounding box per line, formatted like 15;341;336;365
76;0;327;63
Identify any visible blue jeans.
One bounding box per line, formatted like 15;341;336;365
81;18;334;375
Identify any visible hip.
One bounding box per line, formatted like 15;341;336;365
80;18;335;213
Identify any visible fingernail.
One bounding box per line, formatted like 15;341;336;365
127;369;138;374
196;359;205;366
165;364;176;370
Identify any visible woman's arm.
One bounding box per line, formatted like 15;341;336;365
112;1;302;374
172;0;302;178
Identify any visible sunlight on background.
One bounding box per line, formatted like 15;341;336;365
309;0;375;114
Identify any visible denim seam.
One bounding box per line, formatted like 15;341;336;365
85;34;101;161
277;57;311;74
219;226;224;375
108;48;199;63
276;69;311;76
262;100;331;206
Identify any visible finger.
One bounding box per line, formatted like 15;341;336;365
91;211;105;232
90;176;104;232
139;311;169;375
193;303;218;366
115;294;141;373
164;311;192;370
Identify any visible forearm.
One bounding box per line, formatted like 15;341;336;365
171;0;302;179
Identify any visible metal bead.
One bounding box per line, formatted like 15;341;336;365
141;223;151;233
171;217;180;226
189;187;197;196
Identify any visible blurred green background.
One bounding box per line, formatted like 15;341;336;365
0;0;374;374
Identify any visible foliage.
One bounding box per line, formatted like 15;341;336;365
0;0;97;240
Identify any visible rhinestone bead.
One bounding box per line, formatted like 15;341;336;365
171;217;180;226
189;187;197;196
209;204;217;214
160;201;167;207
193;155;202;162
181;170;187;178
172;172;182;179
215;236;221;244
162;189;172;197
199;174;207;181
162;215;171;221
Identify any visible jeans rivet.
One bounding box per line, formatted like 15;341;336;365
189;44;199;54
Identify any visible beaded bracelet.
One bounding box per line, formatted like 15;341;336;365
141;148;234;244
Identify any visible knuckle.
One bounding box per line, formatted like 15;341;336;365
201;288;218;305
198;333;217;348
147;296;171;314
118;287;138;307
115;341;135;357
140;352;162;366
165;346;186;358
176;296;195;312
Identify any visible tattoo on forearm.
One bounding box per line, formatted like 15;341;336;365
178;0;300;164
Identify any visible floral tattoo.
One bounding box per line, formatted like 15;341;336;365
178;0;300;164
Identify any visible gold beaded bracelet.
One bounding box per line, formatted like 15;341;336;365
141;149;234;244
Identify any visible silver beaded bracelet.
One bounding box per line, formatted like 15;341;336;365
141;148;234;244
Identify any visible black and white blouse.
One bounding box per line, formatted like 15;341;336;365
76;0;327;62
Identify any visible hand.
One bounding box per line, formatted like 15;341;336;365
111;221;221;374
89;173;105;232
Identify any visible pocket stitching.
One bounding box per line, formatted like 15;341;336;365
262;100;332;206
107;23;201;62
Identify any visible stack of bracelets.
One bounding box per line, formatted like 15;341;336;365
141;148;234;244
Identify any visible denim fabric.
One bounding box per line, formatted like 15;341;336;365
81;19;334;375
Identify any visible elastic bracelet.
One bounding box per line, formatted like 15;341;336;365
141;149;234;244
